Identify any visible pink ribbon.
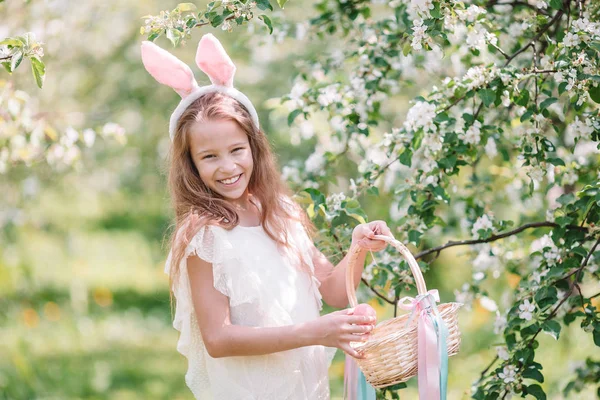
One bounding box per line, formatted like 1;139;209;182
398;289;443;400
343;355;358;400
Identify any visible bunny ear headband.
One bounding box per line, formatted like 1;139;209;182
141;33;260;141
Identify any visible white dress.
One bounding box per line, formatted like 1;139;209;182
164;216;337;399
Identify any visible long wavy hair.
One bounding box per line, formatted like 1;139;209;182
165;92;316;310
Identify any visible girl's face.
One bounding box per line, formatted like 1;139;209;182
188;119;254;202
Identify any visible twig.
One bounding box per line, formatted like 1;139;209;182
503;9;564;67
331;232;395;305
476;355;500;385
414;221;588;260
492;1;551;16
527;236;600;345
193;15;236;28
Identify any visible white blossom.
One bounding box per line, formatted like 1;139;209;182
461;120;482;145
404;101;437;133
527;0;547;9
526;165;545;185
411;19;428;50
496;346;509;361
485;138;498;158
304;150;326;173
472;214;494;237
288;80;308;109
456;5;486;22
326;192;346;212
480;296;498;312
317;85;341;107
454;283;474;308
531;234;560;265
499;364;517;383
563;32;581;47
83;129;96;148
566;116;594;144
518;299;536;321
494;312;507;334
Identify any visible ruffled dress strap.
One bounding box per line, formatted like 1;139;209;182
164;224;241;399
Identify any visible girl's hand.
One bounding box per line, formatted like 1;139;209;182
308;308;376;358
351;221;393;252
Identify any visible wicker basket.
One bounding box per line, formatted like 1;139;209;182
345;234;463;389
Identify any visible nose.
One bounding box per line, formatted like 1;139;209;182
218;155;238;174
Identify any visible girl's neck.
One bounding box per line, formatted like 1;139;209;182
230;193;261;226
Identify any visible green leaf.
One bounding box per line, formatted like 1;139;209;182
402;42;411;56
399;148;412;167
516;89;530;106
520;110;533;122
549;0;562;10
256;0;273;11
367;186;379;196
539;97;557;110
30;56;45;88
557;193;575;205
304;188;326;208
1;61;11;73
0;38;23;47
542;320;561;340
408;230;422;245
589;84;600;104
527;384;547;400
523;367;544;383
546;157;565;166
176;3;197;12
478;88;496;107
430;1;442;18
287;109;302;126
10;50;23;72
589;41;600;53
259;15;273;34
593;328;600;347
277;0;288;8
166;28;183;47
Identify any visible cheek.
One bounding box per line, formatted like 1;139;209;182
193;161;211;184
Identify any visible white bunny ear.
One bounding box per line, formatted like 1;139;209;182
195;34;236;87
141;41;198;97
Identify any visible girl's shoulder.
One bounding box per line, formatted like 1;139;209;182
185;223;242;265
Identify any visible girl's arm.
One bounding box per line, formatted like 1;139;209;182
187;255;375;358
312;221;394;308
311;244;368;309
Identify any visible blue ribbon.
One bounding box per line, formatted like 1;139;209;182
401;292;449;400
358;368;376;400
427;295;449;400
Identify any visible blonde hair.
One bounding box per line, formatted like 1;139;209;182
165;92;316;311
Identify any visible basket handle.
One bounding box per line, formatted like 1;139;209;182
345;234;428;308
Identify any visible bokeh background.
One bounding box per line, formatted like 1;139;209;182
1;0;598;399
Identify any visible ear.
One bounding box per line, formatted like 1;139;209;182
141;41;198;98
195;33;236;87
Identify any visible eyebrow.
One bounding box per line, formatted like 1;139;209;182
196;142;247;156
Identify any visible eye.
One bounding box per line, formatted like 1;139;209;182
202;154;214;160
233;147;244;152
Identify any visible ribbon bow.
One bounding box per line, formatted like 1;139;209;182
398;289;449;400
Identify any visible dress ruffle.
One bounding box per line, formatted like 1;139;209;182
165;224;241;398
165;213;334;399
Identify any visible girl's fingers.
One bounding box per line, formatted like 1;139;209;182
348;315;376;325
342;345;364;359
343;334;371;344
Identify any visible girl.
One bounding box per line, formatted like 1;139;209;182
142;34;393;400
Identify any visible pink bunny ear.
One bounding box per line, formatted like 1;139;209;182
195;34;236;87
141;41;197;98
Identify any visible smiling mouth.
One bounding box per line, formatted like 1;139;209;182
218;174;242;185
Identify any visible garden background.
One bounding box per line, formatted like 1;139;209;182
1;0;599;399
